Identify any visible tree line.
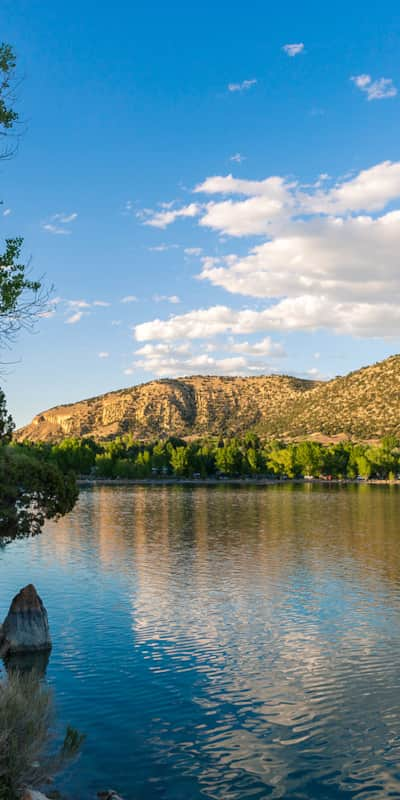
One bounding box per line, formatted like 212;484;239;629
15;434;400;481
0;44;78;542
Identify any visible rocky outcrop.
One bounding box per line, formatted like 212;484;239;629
15;354;400;443
15;374;317;443
0;585;51;656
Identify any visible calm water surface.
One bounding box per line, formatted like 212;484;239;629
2;484;400;800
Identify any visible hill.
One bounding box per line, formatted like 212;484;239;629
16;374;316;442
269;354;400;440
16;355;400;443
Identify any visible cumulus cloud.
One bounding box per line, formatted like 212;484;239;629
351;74;397;100
199;210;400;301
143;161;400;236
121;295;138;303
230;337;286;357
137;159;400;342
140;203;200;229
227;79;257;92
131;339;282;378
134;298;400;340
282;43;304;57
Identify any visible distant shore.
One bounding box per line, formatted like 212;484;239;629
77;477;400;488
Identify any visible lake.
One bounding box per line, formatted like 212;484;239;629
2;484;400;800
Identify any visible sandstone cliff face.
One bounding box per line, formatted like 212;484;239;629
16;356;400;443
16;375;316;442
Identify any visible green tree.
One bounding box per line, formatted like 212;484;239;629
51;437;98;475
0;389;13;443
170;446;192;477
0;445;78;541
215;440;243;476
296;441;324;477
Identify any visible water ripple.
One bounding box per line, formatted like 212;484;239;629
2;484;400;799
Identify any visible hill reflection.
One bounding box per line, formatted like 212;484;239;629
4;484;400;800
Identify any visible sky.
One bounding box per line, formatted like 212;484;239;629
1;0;400;427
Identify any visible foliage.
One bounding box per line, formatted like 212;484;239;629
0;238;46;348
0;43;18;142
0;45;47;351
18;433;400;482
0;390;13;444
0;446;78;541
0;670;84;800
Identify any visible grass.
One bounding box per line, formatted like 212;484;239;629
0;671;84;800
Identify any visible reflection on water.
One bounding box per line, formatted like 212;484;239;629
2;484;400;799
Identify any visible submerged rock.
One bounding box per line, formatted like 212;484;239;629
1;584;52;655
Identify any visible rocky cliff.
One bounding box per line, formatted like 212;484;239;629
16;374;316;442
16;355;400;443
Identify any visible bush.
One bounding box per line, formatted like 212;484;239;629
0;671;84;800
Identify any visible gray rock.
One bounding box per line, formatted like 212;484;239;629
1;584;52;655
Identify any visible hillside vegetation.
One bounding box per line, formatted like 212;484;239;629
16;355;400;443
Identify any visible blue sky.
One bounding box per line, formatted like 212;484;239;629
2;0;400;426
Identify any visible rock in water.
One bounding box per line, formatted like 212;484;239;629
1;585;51;655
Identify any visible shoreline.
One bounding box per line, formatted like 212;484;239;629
77;477;400;488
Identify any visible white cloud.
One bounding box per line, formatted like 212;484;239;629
200;195;288;236
121;295;138;303
98;351;109;358
136;159;400;342
230;153;246;163
42;211;78;235
131;340;280;378
282;43;304;57
49;297;110;324
3;208;11;216
67;299;91;309
42;223;70;235
230;337;286;357
148;243;179;252
53;212;78;223
65;311;84;325
141;203;200;229
228;78;257;92
145;161;400;237
184;247;203;256
351;74;397;101
134;297;400;341
199;210;400;301
195;173;292;197
152;294;181;304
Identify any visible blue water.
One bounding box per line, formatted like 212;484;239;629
2;484;400;799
